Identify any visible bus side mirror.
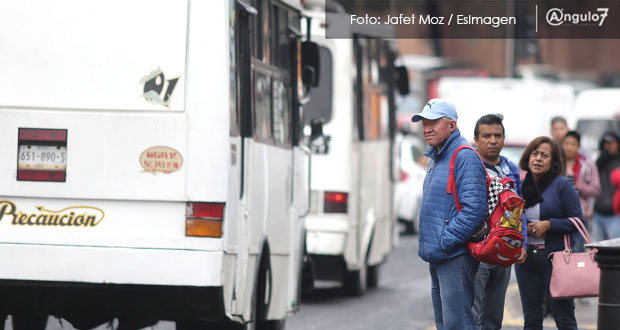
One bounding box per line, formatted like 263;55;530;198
396;66;410;95
309;118;330;154
302;41;320;87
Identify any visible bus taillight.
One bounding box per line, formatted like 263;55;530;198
185;202;225;238
400;170;409;182
324;192;348;213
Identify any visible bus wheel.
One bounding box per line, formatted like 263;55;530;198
257;319;285;330
366;264;380;289
342;264;367;296
216;319;251;330
177;319;243;330
11;311;48;330
175;320;207;330
404;220;417;235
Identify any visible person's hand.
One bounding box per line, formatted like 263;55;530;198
516;247;527;264
528;220;551;238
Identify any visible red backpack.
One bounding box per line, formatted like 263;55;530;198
448;145;525;268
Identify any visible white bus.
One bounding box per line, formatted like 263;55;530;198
300;3;409;296
0;0;319;329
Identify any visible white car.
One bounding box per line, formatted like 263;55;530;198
395;134;427;234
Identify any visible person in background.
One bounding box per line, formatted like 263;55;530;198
550;116;570;143
516;136;582;330
561;131;600;252
544;116;572;316
412;99;487;330
611;168;620;216
592;131;620;242
471;114;527;330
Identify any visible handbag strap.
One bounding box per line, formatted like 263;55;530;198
562;217;592;252
563;234;571;253
568;217;592;243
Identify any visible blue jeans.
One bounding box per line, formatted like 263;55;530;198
473;262;511;330
429;253;479;330
592;212;620;243
515;247;577;330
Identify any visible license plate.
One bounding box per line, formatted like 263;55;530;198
18;145;67;170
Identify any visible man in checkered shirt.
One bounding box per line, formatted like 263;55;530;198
472;114;528;330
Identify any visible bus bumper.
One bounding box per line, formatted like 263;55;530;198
0;243;224;286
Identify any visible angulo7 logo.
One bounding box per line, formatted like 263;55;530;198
546;7;609;27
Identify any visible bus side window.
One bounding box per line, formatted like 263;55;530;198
362;39;386;140
272;80;290;146
254;73;273;143
261;0;270;64
277;8;289;70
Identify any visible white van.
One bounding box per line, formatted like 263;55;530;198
301;3;409;296
569;88;620;158
0;1;319;329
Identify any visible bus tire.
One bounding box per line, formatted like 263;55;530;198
366;264;380;289
342;265;367;296
404;220;417;235
257;319;285;330
217;320;250;330
175;320;210;330
177;319;249;330
255;246;287;330
11;312;47;330
255;250;271;322
253;247;286;330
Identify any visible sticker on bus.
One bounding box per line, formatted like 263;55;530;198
139;146;183;174
0;201;104;227
140;67;180;108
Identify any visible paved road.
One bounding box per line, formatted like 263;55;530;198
2;230;598;329
288;231;436;330
288;230;598;330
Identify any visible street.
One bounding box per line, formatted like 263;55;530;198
5;229;598;330
289;230;598;330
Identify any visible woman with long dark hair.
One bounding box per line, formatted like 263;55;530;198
515;136;582;330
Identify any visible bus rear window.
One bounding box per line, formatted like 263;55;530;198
0;1;188;111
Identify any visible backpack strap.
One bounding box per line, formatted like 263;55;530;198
447;145;487;211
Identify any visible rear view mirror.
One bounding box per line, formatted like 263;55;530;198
303;45;333;126
302;41;320;87
309;118;330;154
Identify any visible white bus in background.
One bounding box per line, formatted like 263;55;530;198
437;77;575;160
0;1;319;329
301;2;409;296
569;88;620;158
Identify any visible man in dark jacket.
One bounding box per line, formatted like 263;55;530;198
412;99;487;330
593;131;620;242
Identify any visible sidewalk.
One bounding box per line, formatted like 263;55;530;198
503;269;598;330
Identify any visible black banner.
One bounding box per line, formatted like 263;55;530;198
326;1;620;39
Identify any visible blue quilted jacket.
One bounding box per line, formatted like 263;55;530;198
418;129;488;263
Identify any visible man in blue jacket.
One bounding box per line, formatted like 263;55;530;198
412;99;487;330
471;114;528;330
